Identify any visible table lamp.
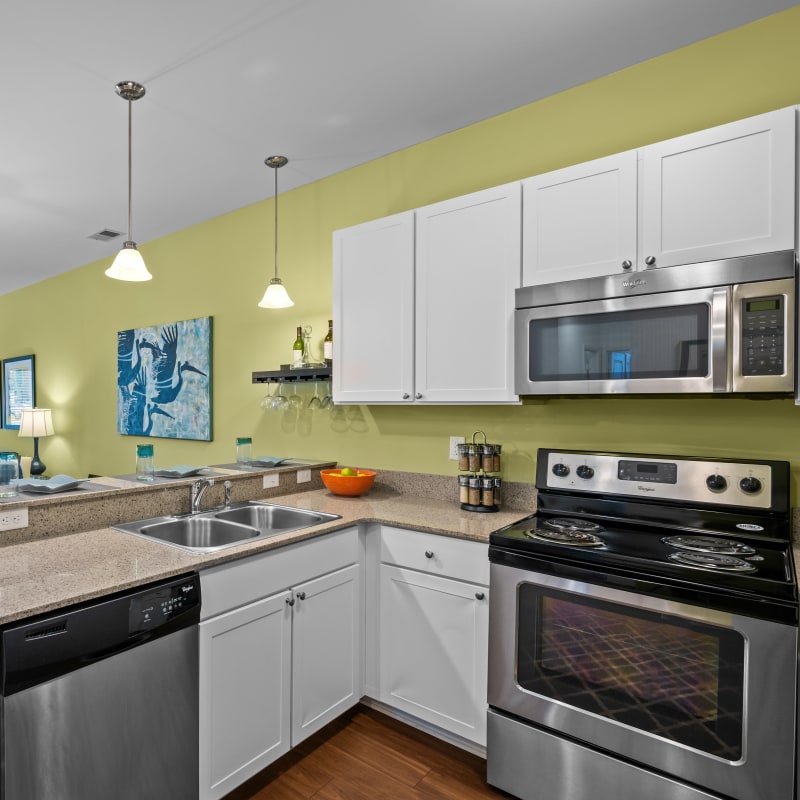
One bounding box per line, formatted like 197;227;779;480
18;408;54;477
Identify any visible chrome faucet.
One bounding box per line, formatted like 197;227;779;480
224;480;232;509
190;478;215;514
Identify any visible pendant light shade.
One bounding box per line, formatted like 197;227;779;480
258;155;294;308
106;81;152;282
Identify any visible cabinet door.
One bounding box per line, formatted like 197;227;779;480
640;107;796;269
379;564;489;745
415;182;521;403
522;151;638;285
199;590;292;800
292;563;362;744
333;211;415;403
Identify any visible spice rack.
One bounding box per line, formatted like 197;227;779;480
457;430;502;513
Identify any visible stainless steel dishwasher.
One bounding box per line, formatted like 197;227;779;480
0;572;201;800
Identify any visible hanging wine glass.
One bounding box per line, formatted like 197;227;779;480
308;381;322;410
271;382;289;410
288;381;303;409
259;384;276;409
320;380;333;409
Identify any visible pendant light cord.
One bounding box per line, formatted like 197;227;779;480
127;96;133;243
273;163;278;280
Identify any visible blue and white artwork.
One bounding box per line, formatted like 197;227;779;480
117;316;212;440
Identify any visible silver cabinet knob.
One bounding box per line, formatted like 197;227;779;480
296;591;306;601
621;259;633;270
402;393;410;399
415;393;422;400
475;592;485;601
425;550;434;559
645;255;656;266
285;596;295;607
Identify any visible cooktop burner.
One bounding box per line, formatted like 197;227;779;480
663;535;756;556
666;551;757;573
543;517;603;534
524;528;604;547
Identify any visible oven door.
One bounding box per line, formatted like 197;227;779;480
488;561;797;800
514;285;727;394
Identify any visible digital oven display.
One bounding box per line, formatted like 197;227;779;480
618;460;678;484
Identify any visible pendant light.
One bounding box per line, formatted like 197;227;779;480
258;155;294;308
105;81;152;282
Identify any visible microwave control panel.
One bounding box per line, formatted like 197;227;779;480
740;294;785;376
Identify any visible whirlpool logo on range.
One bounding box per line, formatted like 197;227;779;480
637;485;656;492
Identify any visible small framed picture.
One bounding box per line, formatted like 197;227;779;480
3;355;35;430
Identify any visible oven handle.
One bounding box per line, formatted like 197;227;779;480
488;545;799;625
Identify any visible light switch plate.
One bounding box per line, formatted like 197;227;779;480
296;469;311;484
262;473;280;489
449;435;465;460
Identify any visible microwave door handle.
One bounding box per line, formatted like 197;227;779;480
711;286;729;392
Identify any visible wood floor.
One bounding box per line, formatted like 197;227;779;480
223;706;512;800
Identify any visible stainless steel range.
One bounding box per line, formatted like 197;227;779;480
487;449;798;800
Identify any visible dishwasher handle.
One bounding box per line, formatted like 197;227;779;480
1;572;201;696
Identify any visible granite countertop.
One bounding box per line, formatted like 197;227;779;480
0;485;531;625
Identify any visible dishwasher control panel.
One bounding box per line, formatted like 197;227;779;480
128;575;200;634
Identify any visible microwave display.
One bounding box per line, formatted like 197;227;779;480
741;294;785;376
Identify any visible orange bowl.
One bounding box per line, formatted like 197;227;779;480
320;468;376;497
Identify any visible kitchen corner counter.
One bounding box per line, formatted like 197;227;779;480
0;479;534;625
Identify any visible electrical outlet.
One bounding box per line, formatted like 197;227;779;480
296;469;311;484
262;473;280;489
0;507;28;531
449;435;465;460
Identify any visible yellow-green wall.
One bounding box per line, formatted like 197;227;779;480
4;8;800;497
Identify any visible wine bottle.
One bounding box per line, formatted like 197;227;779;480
292;326;303;367
324;319;333;367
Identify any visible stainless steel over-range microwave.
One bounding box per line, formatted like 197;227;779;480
514;251;796;396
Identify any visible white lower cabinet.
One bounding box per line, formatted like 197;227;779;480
375;527;489;746
199;528;361;800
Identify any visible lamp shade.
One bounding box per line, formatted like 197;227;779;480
258;278;294;308
105;243;152;282
18;408;55;438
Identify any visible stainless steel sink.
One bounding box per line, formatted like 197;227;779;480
215;503;331;532
111;502;340;554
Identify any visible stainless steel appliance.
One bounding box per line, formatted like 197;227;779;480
0;572;201;800
487;450;797;800
514;250;795;395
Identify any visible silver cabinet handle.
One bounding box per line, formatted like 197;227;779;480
645;255;656;266
475;592;485;601
296;591;306;601
425;550;434;559
285;596;295;607
415;393;422;400
621;259;633;270
402;393;410;399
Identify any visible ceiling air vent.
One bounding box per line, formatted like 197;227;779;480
88;229;123;242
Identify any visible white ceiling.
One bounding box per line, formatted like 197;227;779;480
1;0;796;295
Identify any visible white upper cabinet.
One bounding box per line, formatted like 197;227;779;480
522;106;796;286
333;183;521;404
414;182;521;403
522;151;638;286
333;211;415;404
639;106;796;269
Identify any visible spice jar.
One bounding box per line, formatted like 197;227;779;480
493;476;502;507
467;444;481;473
481;476;495;507
457;443;470;472
468;476;481;506
493;444;502;473
481;444;495;473
458;475;470;504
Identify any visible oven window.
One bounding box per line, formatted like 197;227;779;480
528;304;709;382
517;586;744;759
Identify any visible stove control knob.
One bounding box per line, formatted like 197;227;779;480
552;463;570;477
576;465;594;480
739;476;762;494
706;474;727;491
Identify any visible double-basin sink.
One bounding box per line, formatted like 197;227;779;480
112;501;340;554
